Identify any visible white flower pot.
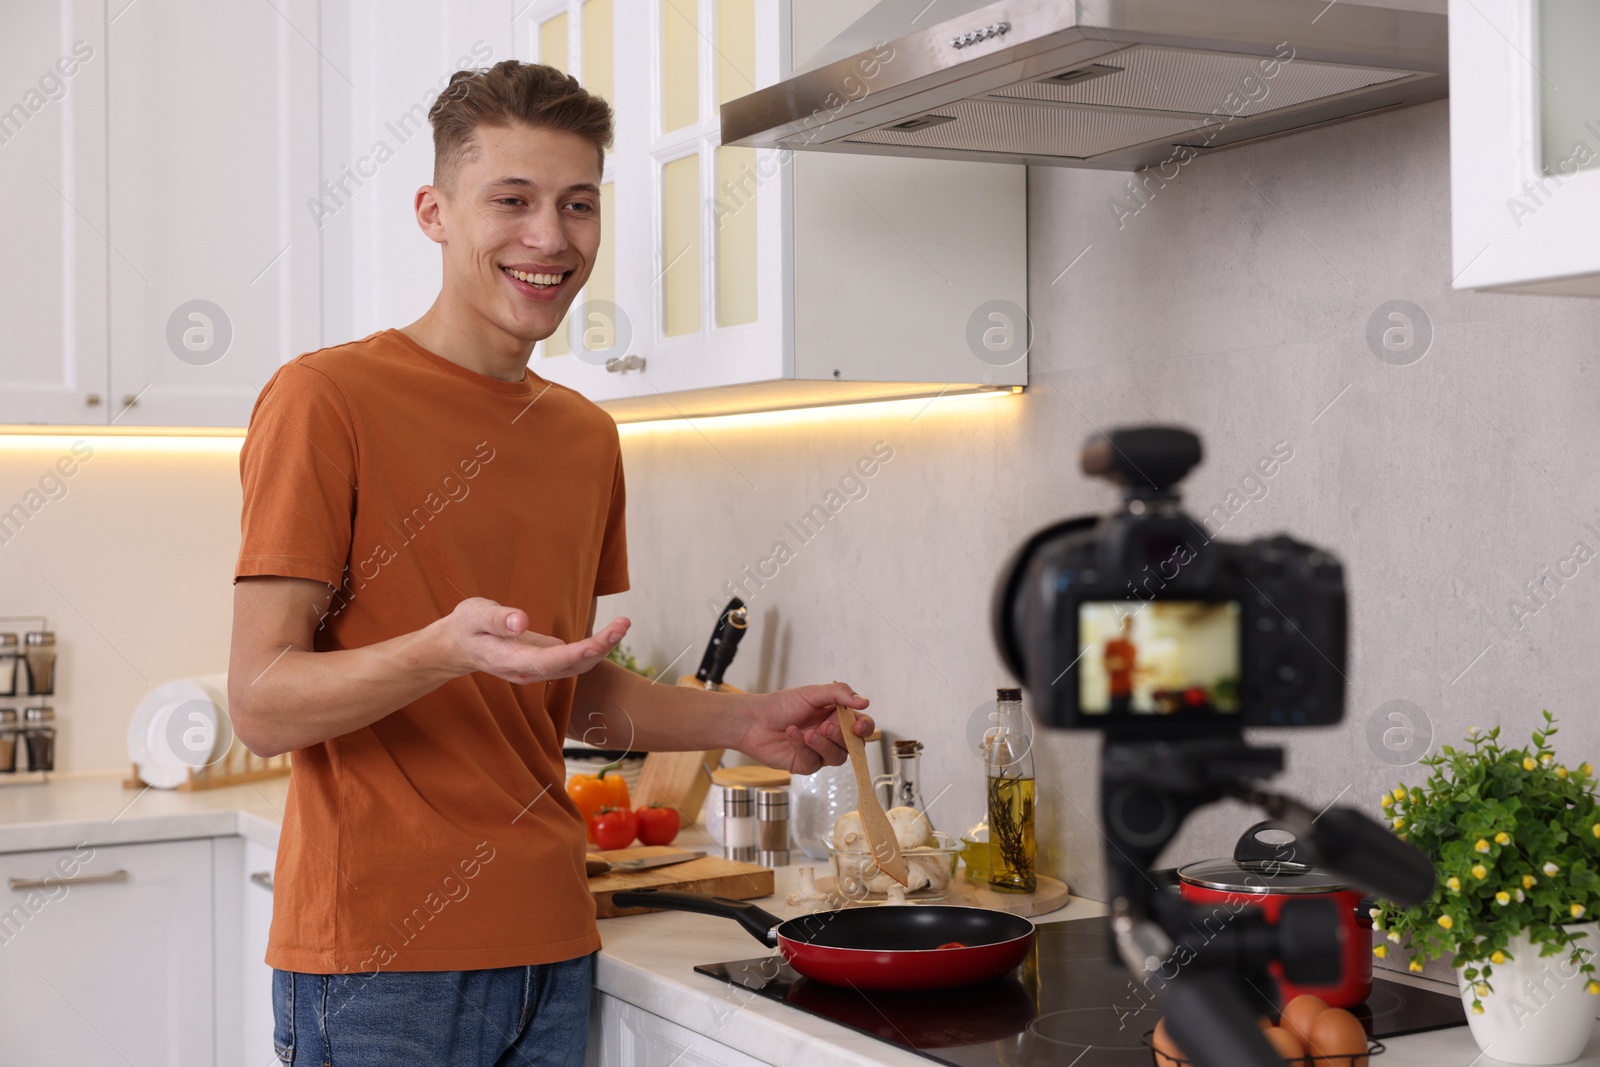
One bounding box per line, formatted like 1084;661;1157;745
1456;922;1599;1065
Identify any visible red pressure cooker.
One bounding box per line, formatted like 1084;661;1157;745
1176;822;1373;1008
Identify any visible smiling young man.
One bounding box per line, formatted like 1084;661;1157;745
228;62;873;1066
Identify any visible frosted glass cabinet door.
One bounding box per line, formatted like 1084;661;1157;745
636;0;787;400
516;0;641;403
0;1;110;425
1451;0;1600;296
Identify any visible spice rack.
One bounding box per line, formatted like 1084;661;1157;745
0;615;55;786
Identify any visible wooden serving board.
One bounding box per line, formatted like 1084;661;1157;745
590;845;773;919
813;873;1071;918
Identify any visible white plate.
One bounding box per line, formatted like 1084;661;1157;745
126;675;229;789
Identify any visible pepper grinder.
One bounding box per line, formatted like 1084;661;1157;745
23;706;54;773
24;632;55;696
756;787;790;867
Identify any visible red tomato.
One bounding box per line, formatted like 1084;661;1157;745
589;807;638;850
635;804;681;846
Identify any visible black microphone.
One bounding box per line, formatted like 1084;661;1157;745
1308;806;1436;908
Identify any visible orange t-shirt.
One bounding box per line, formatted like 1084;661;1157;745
1104;638;1135;697
235;328;628;974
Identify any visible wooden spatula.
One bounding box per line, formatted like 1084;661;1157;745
836;704;910;887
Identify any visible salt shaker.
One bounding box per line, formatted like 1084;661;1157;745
756;787;790;867
0;634;18;697
723;785;756;862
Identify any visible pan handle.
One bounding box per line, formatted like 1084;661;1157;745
610;889;782;947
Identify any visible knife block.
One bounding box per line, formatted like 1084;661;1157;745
628;675;743;826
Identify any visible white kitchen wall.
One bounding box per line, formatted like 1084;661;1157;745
0;437;241;774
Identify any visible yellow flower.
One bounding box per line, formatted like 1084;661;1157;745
1373;944;1388;959
1467;726;1480;737
1495;891;1511;905
1447;876;1462;892
1393;817;1406;830
1491;951;1506;965
1369;907;1382;921
1524;757;1537;771
1472;1002;1485;1015
1381;794;1394;809
1473;865;1490;880
1541;753;1554;766
1572;903;1586;919
1558;767;1569;779
1525;874;1538;889
1439;915;1455;930
1475;982;1489;997
1495;832;1511;846
1409;958;1424;972
1475;838;1491;853
1388;930;1401;943
1588;981;1600;996
1545;862;1561;877
1393;787;1406;800
1515;889;1525;903
1585;763;1594;777
1593;823;1600;839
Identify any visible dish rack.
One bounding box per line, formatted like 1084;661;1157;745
122;734;289;791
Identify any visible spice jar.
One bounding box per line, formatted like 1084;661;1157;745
0;634;18;696
757;787;790;867
723;785;756;862
23;705;54;772
0;708;17;773
24;632;55;696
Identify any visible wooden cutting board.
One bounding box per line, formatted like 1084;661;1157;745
589;845;773;919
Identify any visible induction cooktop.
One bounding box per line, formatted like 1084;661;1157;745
694;916;1467;1066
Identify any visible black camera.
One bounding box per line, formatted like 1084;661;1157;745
994;426;1347;736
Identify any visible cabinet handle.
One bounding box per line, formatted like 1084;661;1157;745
120;394;139;408
85;393;102;407
8;868;129;891
249;871;274;893
604;355;646;374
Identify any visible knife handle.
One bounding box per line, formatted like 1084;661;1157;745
706;607;749;689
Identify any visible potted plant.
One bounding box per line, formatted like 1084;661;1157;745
1371;713;1600;1065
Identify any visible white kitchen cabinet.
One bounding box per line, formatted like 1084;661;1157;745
0;0;322;428
1451;0;1600;296
0;0;110;424
0;838;215;1064
215;834;278;1066
589;990;771;1067
541;0;1028;422
104;0;324;426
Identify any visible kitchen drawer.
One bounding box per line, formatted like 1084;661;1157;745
0;837;214;1065
590;991;769;1067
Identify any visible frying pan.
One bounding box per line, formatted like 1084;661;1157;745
611;888;1035;991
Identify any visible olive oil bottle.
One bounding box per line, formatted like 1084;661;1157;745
984;687;1037;892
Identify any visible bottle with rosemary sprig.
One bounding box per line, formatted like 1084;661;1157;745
984;687;1036;892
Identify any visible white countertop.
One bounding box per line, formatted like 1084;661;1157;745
3;775;1596;1066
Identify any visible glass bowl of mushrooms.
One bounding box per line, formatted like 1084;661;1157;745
825;827;961;902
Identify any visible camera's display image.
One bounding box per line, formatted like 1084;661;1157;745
1078;601;1242;715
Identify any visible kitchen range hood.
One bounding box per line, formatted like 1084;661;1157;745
722;0;1448;168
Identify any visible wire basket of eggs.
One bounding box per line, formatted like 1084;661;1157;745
1143;994;1384;1066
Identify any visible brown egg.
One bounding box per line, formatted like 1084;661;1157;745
1280;993;1330;1048
1151;1017;1187;1067
1307;1007;1369;1067
1258;1015;1275;1031
1262;1025;1306;1062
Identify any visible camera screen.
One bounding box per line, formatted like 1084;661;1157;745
1078;601;1242;715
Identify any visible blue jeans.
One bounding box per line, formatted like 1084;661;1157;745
271;955;594;1066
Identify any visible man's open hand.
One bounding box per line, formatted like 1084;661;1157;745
735;682;874;775
441;597;630;685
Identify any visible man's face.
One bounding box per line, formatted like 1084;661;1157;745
426;124;602;345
